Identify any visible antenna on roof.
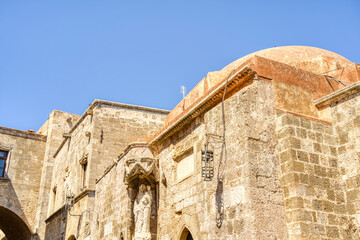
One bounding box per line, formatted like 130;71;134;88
180;85;186;99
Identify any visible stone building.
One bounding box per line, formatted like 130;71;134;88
0;46;360;240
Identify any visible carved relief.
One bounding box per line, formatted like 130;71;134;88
124;157;159;186
121;144;159;240
133;184;152;240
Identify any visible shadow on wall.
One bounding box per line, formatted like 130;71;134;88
0;179;33;240
215;140;227;228
44;207;68;240
0;206;32;240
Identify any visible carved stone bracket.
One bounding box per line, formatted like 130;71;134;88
124;157;159;186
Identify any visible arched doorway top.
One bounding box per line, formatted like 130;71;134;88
67;235;76;240
179;226;194;240
0;206;31;240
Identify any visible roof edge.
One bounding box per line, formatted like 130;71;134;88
53;99;169;158
149;66;256;147
0;126;47;142
314;81;360;109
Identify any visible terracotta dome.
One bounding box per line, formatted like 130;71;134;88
164;46;358;128
223;46;352;76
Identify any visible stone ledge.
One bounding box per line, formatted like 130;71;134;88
0;126;47;141
44;205;65;223
0;177;10;182
314;82;360;109
45;189;95;223
92;99;170;115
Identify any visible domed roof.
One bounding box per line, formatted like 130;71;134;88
223;46;352;76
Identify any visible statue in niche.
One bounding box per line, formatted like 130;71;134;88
133;184;152;240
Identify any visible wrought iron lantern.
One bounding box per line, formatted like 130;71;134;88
201;144;214;181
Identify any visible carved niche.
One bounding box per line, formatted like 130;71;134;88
124;157;159;187
122;144;159;240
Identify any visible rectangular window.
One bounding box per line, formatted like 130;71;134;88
82;162;87;189
0;150;8;177
79;153;88;190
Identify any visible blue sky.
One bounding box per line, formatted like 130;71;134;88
1;0;359;131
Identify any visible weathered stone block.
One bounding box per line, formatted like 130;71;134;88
312;200;323;211
279;149;297;164
313;143;322;153
286;197;304;209
323;200;334;212
309;153;320;164
326;226;339;239
297;150;309;162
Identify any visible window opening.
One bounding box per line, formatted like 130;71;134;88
79;153;88;190
82;162;87;189
0;150;8;177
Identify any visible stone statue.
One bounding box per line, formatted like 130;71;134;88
133;184;152;240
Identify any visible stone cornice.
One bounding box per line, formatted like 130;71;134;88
92;100;170;115
44;205;65;223
148;66;256;147
0;126;47;142
314;81;360;109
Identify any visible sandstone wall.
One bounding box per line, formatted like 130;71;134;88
93;148;138;240
155;80;287;240
64;191;95;240
90;104;167;189
45;102;168;240
91;80;288;240
46;110;94;240
50;113;93;213
0;127;46;234
275;111;357;239
35;110;80;239
44;206;67;240
330;90;360;237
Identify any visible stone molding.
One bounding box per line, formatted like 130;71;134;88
0;126;47;141
148;66;255;147
314;81;360;109
92;99;170;115
0;177;10;182
275;108;332;125
44;205;66;223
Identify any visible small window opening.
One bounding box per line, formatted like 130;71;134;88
82;162;88;189
0;150;8;177
79;154;88;190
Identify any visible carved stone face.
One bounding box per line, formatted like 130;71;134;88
139;184;146;193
